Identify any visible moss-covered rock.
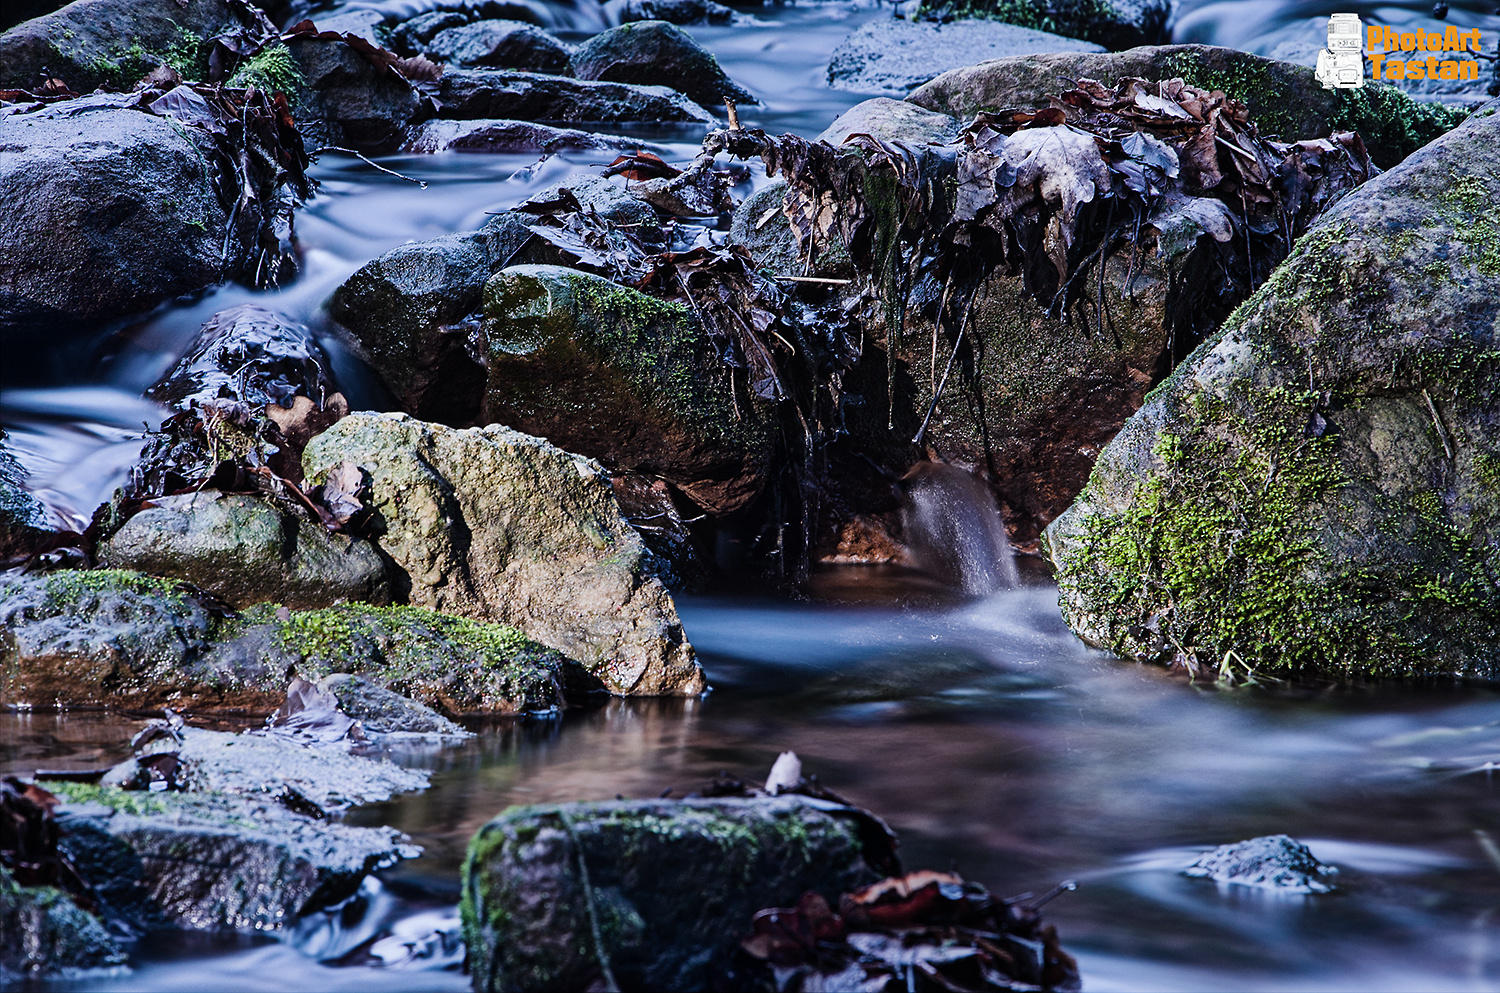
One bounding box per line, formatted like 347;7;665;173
302;412;706;696
569;20;754;109
1045;106;1500;679
907;44;1468;169
0;568;575;713
97;491;390;610
461;796;895;992
0;865;125;980
481;264;776;516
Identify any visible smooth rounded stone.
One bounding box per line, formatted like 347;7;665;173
389;10;471;53
0;865;126;980
816;96;961;146
0;0;246;91
1045;107;1500;679
302;412;707;696
328;215;536;425
1184;836;1337;893
48;784;416;931
604;0;734;26
284;34;426;150
0;103;227;331
96;491;391;611
0;569;576;714
317;673;469;736
146;304;335;411
907;44;1468;169
532;173;659;228
462;796;896;992
827;18;1103;96
438;68;716;124
425;19;571;72
0;429;58;563
570;20;755;109
401;118;674;155
480;265;778;516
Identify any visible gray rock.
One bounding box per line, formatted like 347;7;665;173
389;10;470;54
0;102;227;331
914;0;1168;51
317;672;470;736
0;865;125;980
401;118;673;155
302;9;385;44
97;491;390;610
0;568;577;714
827;18;1103;96
1045;106;1500;678
50;784;415;931
461;796;896;992
145;304;334;411
285;34;426;150
0;429;57;562
570;20;754;109
606;0;734;25
816;96;961;146
425;19;571;73
1184;835;1337;893
480;265;778;516
439;68;716;124
0;0;245;92
531;173;659;228
301;412;706;696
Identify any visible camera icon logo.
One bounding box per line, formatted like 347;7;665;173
1316;13;1366;88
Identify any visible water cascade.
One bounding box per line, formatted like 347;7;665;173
898;462;1019;596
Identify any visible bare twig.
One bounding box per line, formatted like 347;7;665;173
311;146;428;188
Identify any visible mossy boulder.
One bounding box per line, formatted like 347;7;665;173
97;491;390;610
0;865;125;980
0;569;576;713
461;796;895;992
1045;106;1500;679
481;264;776;516
907;44;1468;168
569;20;754;110
302;412;706;696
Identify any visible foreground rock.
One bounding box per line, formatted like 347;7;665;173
815;97;961;146
1046;106;1500;678
569;20;754;109
0;569;577;713
907;44;1467;168
0;864;125;979
481;266;777;516
462;796;896;991
439;69;715;124
1184;835;1337;893
302;413;706;696
828;18;1103;96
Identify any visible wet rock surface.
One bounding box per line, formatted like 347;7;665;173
301;412;706;696
569;20;755;110
401;118;672;154
424;19;571;73
816;96;961;146
1184;835;1337;893
461;795;896;992
438;68;716;124
0;864;126;979
0;430;58;563
605;0;734;26
828;17;1103;96
1046;105;1500;679
284;33;429;150
316;672;470;736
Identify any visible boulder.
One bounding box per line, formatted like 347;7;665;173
0;429;57;562
1184;835;1337;893
285;34;426;149
146;304;335;411
328;214;535;425
316;672;469;736
907;44;1468;169
605;0;734;26
0;865;125;979
915;0;1169;51
827;18;1103;96
0;0;247;92
389;10;470;54
462;796;896;992
480;265;777;516
816;96;961;146
1045;107;1500;678
96;490;390;610
425;19;571;73
0;101;227;332
401;118;674;154
301;412;706;696
0;569;577;713
570;20;754;110
438;68;716;124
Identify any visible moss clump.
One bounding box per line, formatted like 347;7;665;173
228;43;304;96
35;568;184;607
45;782;175;816
1325;83;1470;163
84;27;209;89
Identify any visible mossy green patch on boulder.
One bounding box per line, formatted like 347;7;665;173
907;45;1468;168
1045;106;1500;679
461;796;894;992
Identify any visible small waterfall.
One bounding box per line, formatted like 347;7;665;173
899;462;1019;596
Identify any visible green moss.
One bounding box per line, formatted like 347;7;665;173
38;568;183;608
1440;175;1500;278
1325;83;1469;162
228;43;304;95
45;783;174;816
916;0;1136;49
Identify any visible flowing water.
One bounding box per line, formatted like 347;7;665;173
3;2;1499;989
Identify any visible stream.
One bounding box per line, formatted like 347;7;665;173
3;1;1499;989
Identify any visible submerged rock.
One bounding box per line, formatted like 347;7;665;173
97;491;389;610
0;569;577;714
1184;835;1337;893
1046;104;1500;678
480;265;777;516
828;18;1103;96
439;69;716;124
424;19;571;73
907;44;1467;169
570;20;754;110
301;413;706;696
462;796;896;992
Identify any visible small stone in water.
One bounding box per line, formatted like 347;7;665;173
1184;834;1337;893
765;751;801;795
